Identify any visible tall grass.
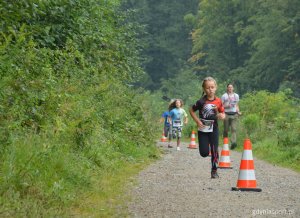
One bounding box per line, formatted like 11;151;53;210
234;90;300;172
0;88;161;217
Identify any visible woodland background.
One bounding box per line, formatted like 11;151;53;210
0;0;299;216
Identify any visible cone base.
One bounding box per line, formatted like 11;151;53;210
218;166;233;169
231;187;262;192
188;146;197;149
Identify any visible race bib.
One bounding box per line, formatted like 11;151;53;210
198;119;214;132
173;119;182;127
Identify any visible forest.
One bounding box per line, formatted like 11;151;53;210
124;0;300;98
0;0;299;216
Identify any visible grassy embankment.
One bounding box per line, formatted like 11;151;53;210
231;90;300;172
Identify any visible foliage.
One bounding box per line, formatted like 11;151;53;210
191;0;300;97
160;67;201;105
1;0;300;215
238;90;300;171
242;114;260;135
122;0;199;90
0;0;159;216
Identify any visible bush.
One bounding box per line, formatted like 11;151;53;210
239;90;300;171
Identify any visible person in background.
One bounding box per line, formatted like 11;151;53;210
189;77;225;179
160;100;174;148
168;99;188;151
221;83;241;149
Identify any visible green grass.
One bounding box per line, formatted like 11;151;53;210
234;137;300;173
252;138;300;172
69;158;158;217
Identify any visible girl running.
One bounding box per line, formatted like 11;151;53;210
189;77;225;178
168;99;188;151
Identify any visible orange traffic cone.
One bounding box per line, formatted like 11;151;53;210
232;139;262;192
160;130;167;142
218;137;232;169
188;130;197;149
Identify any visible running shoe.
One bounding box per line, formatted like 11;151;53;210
176;147;181;151
231;143;237;150
211;170;219;179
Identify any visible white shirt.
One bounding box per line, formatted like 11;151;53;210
221;93;239;113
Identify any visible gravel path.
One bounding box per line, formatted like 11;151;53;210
128;140;300;217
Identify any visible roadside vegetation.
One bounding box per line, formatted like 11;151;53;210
0;1;161;216
237;90;300;172
0;0;299;217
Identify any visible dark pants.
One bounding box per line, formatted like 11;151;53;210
223;114;238;144
198;129;219;170
164;125;172;140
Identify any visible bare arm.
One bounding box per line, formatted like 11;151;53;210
184;116;188;125
213;105;225;120
168;116;172;125
236;103;242;115
217;112;225;120
189;107;205;129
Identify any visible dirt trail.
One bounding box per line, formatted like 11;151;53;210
128;141;299;217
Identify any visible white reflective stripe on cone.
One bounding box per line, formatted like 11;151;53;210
241;150;253;160
238;170;256;180
220;156;230;162
223;143;229;149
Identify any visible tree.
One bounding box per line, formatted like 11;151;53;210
190;0;300;96
122;0;199;90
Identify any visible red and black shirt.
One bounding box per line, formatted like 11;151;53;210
191;95;224;128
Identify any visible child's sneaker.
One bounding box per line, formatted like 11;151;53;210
211;170;219;179
168;144;173;148
176;147;181;151
231;143;237;150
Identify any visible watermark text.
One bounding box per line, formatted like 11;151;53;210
252;209;294;216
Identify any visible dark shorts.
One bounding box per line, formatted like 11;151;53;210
164;125;171;139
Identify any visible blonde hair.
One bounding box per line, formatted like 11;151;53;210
202;76;217;89
201;77;217;96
